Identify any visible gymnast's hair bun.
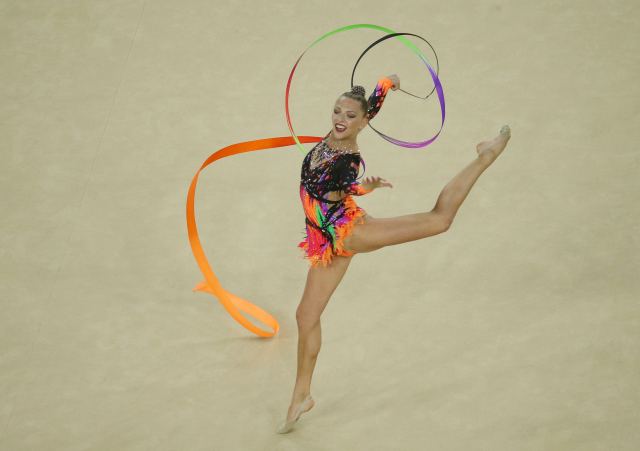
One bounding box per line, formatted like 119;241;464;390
350;85;366;97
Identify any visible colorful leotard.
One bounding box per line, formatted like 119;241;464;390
297;76;394;267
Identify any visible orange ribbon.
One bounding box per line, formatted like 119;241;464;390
187;135;323;337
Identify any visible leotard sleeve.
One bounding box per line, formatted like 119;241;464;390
333;154;373;197
366;76;394;120
343;181;373;196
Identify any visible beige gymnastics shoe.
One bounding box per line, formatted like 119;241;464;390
276;395;314;434
476;124;512;163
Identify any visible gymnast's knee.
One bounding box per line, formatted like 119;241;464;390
296;307;320;332
428;210;453;234
439;215;453;233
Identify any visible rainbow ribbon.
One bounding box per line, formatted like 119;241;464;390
187;24;445;337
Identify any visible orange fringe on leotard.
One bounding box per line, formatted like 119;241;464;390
298;193;368;268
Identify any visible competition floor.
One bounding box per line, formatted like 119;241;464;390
1;1;638;450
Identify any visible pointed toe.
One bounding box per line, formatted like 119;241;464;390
275;395;314;434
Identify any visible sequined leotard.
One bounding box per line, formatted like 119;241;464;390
298;76;394;267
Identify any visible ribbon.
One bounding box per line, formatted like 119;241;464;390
287;24;445;153
188;24;445;337
188;137;321;338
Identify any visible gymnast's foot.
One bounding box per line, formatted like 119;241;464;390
476;125;511;165
277;394;315;434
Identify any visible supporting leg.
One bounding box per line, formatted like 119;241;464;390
282;254;353;425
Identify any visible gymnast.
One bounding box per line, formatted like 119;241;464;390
277;73;511;433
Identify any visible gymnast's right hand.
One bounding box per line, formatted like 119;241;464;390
387;74;400;90
362;176;393;191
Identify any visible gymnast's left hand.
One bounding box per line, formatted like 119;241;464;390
362;176;393;191
387;74;400;91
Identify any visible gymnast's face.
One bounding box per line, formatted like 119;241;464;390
332;96;369;140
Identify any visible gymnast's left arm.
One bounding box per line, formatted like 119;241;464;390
334;156;393;197
342;176;394;196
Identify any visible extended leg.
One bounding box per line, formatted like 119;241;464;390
343;126;511;253
432;152;491;221
432;125;511;221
